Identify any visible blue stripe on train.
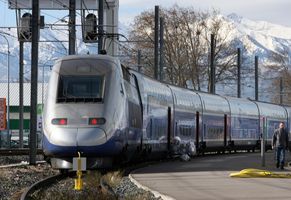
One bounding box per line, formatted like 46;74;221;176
42;135;123;157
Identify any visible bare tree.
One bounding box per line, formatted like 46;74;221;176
267;47;291;105
123;5;240;90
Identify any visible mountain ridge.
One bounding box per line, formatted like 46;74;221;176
0;13;289;101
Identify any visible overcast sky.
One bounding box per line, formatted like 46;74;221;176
0;0;291;27
119;0;291;27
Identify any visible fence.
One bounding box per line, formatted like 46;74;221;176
0;81;48;148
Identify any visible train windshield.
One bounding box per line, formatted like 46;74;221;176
57;75;104;103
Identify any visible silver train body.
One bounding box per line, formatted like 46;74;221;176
43;54;291;169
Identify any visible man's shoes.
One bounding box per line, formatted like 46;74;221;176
280;166;284;170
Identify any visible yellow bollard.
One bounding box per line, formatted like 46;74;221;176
74;152;83;190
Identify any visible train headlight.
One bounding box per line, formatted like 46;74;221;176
51;118;67;125
89;118;106;125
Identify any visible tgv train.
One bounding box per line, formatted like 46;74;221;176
42;54;291;169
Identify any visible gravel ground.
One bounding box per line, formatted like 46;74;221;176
0;155;58;200
31;174;162;200
114;177;162;200
0;156;163;200
0;155;43;166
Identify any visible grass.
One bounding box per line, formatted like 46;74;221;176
102;170;123;188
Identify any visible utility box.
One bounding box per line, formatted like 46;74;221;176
83;13;98;42
19;13;32;42
73;157;87;171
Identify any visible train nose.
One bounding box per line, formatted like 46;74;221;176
50;127;107;146
77;128;107;146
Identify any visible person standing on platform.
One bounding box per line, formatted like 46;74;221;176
272;122;289;170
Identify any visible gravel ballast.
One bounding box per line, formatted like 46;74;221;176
0;155;58;200
0;156;163;200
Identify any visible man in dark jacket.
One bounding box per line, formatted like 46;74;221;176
272;122;289;170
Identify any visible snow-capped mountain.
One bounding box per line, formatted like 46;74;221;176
210;13;291;99
0;13;290;100
226;13;291;67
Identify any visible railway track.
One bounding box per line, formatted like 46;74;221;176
20;172;71;200
20;170;118;200
0;148;43;155
17;159;171;199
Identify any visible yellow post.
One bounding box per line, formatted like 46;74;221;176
74;152;83;190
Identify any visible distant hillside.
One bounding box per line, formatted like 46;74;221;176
0;13;290;101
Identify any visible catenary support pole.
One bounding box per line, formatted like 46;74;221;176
210;34;215;94
30;0;39;165
237;48;241;98
69;0;76;55
98;0;104;53
159;17;164;81
255;56;259;101
19;41;24;148
154;5;159;80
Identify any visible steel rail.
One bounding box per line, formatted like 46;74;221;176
20;172;73;200
0;148;43;155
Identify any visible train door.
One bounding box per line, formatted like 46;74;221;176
259;115;266;140
196;111;200;150
224;114;227;150
132;74;144;149
167;107;171;152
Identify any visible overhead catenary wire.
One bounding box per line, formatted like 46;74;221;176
0;29;68;57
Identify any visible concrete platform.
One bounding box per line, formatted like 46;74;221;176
130;151;291;200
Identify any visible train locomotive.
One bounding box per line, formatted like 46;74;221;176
42;54;291;169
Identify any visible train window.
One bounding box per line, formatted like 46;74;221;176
128;101;142;128
179;125;193;137
121;65;131;82
57;75;104;103
206;126;223;139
